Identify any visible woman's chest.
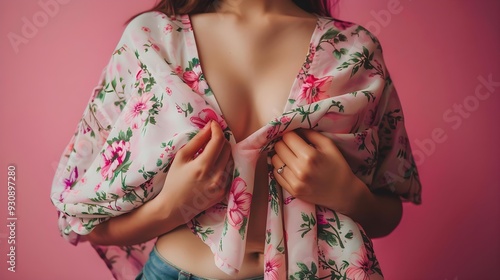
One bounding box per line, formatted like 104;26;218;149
189;14;317;142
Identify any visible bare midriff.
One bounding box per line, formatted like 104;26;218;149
155;153;270;279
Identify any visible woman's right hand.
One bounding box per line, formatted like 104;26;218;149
85;121;232;246
156;120;233;224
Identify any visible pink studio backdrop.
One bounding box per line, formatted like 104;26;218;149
1;0;499;279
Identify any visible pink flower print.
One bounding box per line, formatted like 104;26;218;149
107;204;122;211
164;144;174;153
279;116;291;124
66;142;74;154
125;92;154;125
307;44;316;62
266;124;280;140
182;69;201;92
283;196;295;205
298;75;333;104
227;178;252;227
355;131;368;145
164;24;173;34
63;167;78;189
136;68;145;81
264;247;282;280
165;87;172;95
94;183;101;192
317;211;328;225
190;108;227;130
334;20;354;30
141;26;151;33
151;43;160;52
100;140;130;180
346;247;375;280
79;121;92;134
364;109;376;126
60;166;78;202
174;65;183;75
181;16;192;30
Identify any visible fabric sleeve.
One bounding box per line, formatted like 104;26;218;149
50;19;140;245
336;24;422;204
358;26;422;204
370;61;422;205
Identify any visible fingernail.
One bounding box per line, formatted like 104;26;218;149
203;120;212;130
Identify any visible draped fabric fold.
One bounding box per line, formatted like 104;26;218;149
50;11;421;280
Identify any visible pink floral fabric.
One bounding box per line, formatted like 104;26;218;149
50;12;421;280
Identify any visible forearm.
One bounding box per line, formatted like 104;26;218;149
85;196;184;246
335;178;403;239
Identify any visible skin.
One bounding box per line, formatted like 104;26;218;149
87;0;403;278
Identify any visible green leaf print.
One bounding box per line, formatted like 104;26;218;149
320;29;339;40
298;212;316;238
333;50;341;60
291;262;319;280
269;179;280;215
111;78;117;91
138;166;157;180
238;217;248;240
336;45;384;78
122;192;136;204
204;87;213;96
222;218;228;236
96;88;105;101
187;57;200;71
318;28;350;60
90;191;107;202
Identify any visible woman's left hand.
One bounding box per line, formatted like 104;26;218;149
271;129;365;214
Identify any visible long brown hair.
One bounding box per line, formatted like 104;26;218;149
126;0;338;24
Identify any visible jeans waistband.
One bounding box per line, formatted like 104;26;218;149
135;245;264;280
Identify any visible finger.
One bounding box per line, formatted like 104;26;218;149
196;121;226;165
213;140;232;173
297;129;334;152
211;142;233;190
271;154;291;186
274;140;299;171
178;121;212;161
281;131;315;158
272;154;301;196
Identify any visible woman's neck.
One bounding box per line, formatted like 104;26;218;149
214;0;305;19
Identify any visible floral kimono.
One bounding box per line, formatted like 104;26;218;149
50;11;421;280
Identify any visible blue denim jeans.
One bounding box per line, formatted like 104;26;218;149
135;246;264;280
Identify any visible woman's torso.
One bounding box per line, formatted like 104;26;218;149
155;11;318;279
